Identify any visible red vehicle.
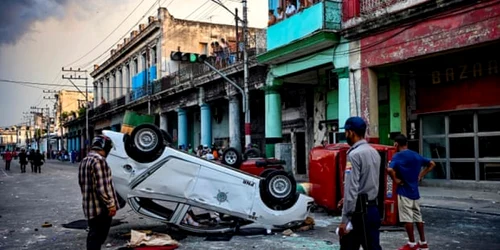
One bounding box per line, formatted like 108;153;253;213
220;147;286;177
308;143;398;226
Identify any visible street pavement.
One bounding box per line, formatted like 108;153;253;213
1;160;500;250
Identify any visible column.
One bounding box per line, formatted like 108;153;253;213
177;108;188;148
160;112;168;132
93;84;98;108
228;95;241;152
200;103;212;146
125;65;131;103
110;74;115;101
264;79;283;158
334;67;350;136
117;69;122;97
99;81;104;104
105;78;110;102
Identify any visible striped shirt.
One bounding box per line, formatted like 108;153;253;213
78;151;119;219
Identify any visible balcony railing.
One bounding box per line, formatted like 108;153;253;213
89;42;265;116
360;0;408;15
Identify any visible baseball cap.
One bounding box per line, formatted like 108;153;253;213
340;116;367;131
91;135;113;154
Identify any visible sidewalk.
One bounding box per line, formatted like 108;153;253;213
419;186;500;216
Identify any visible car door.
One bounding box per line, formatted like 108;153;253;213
186;166;257;217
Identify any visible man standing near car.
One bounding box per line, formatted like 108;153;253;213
338;116;382;250
388;134;435;250
78;135;120;250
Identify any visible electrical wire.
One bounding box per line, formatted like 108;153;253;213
64;0;147;67
78;0;165;69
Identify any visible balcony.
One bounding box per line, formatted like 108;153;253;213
266;0;341;51
258;0;341;65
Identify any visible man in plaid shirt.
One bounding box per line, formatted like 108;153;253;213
78;135;120;250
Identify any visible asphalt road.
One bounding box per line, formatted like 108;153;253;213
0;160;499;250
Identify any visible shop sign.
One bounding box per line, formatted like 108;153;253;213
431;59;498;85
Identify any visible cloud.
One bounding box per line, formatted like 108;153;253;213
0;0;69;45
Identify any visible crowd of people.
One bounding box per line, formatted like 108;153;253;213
268;0;321;26
2;148;45;173
177;143;224;161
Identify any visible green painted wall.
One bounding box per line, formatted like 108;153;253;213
389;75;401;133
326;89;339;120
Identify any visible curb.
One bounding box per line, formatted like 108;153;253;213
420;204;500;217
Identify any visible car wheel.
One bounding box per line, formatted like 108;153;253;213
260;170;297;208
221;147;242;168
125;124;164;163
244;148;262;159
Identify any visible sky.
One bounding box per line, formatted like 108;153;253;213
0;0;267;127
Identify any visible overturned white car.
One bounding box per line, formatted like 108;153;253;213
103;124;314;234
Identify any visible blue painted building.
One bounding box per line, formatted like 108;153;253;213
257;0;348;178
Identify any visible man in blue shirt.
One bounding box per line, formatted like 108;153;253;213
388;134;436;250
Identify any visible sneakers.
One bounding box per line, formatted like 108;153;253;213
417;242;429;250
398;243;418;250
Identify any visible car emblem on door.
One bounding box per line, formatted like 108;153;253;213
215;189;229;204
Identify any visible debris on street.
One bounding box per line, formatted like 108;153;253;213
128;229;180;248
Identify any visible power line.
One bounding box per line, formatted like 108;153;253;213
78;0;164;69
64;0;147;67
0;78;131;89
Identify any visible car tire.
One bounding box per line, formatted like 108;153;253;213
221;147;242;168
125;124;164;163
243;148;262;159
259;168;276;178
260;170;297;209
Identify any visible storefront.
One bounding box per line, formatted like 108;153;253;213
395;44;500;181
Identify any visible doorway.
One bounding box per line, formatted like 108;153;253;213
296;132;306;175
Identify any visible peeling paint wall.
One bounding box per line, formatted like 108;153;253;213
359;2;500;68
313;87;327;146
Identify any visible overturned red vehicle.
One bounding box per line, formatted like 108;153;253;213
308;143;398;226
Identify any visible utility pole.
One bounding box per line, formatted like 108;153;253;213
44;91;57;157
30;106;45;150
242;0;251;147
147;47;151;114
62;67;90;153
235;8;239;61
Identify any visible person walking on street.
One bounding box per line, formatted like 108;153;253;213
18;149;28;173
33;150;44;173
337;116;382;250
388;134;436;250
78;135;120;250
28;149;35;172
4;150;12;171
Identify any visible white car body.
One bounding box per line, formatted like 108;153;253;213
103;130;314;233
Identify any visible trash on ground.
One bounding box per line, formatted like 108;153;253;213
128;229;180;248
282;229;294;236
41;222;52;228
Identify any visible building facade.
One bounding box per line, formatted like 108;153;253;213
342;0;500;182
54;89;94;151
258;0;344;179
65;7;267;160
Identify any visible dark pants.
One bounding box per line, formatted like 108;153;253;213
5;160;11;170
340;206;382;250
87;212;112;250
34;164;41;173
31;162;34;172
20;163;27;173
